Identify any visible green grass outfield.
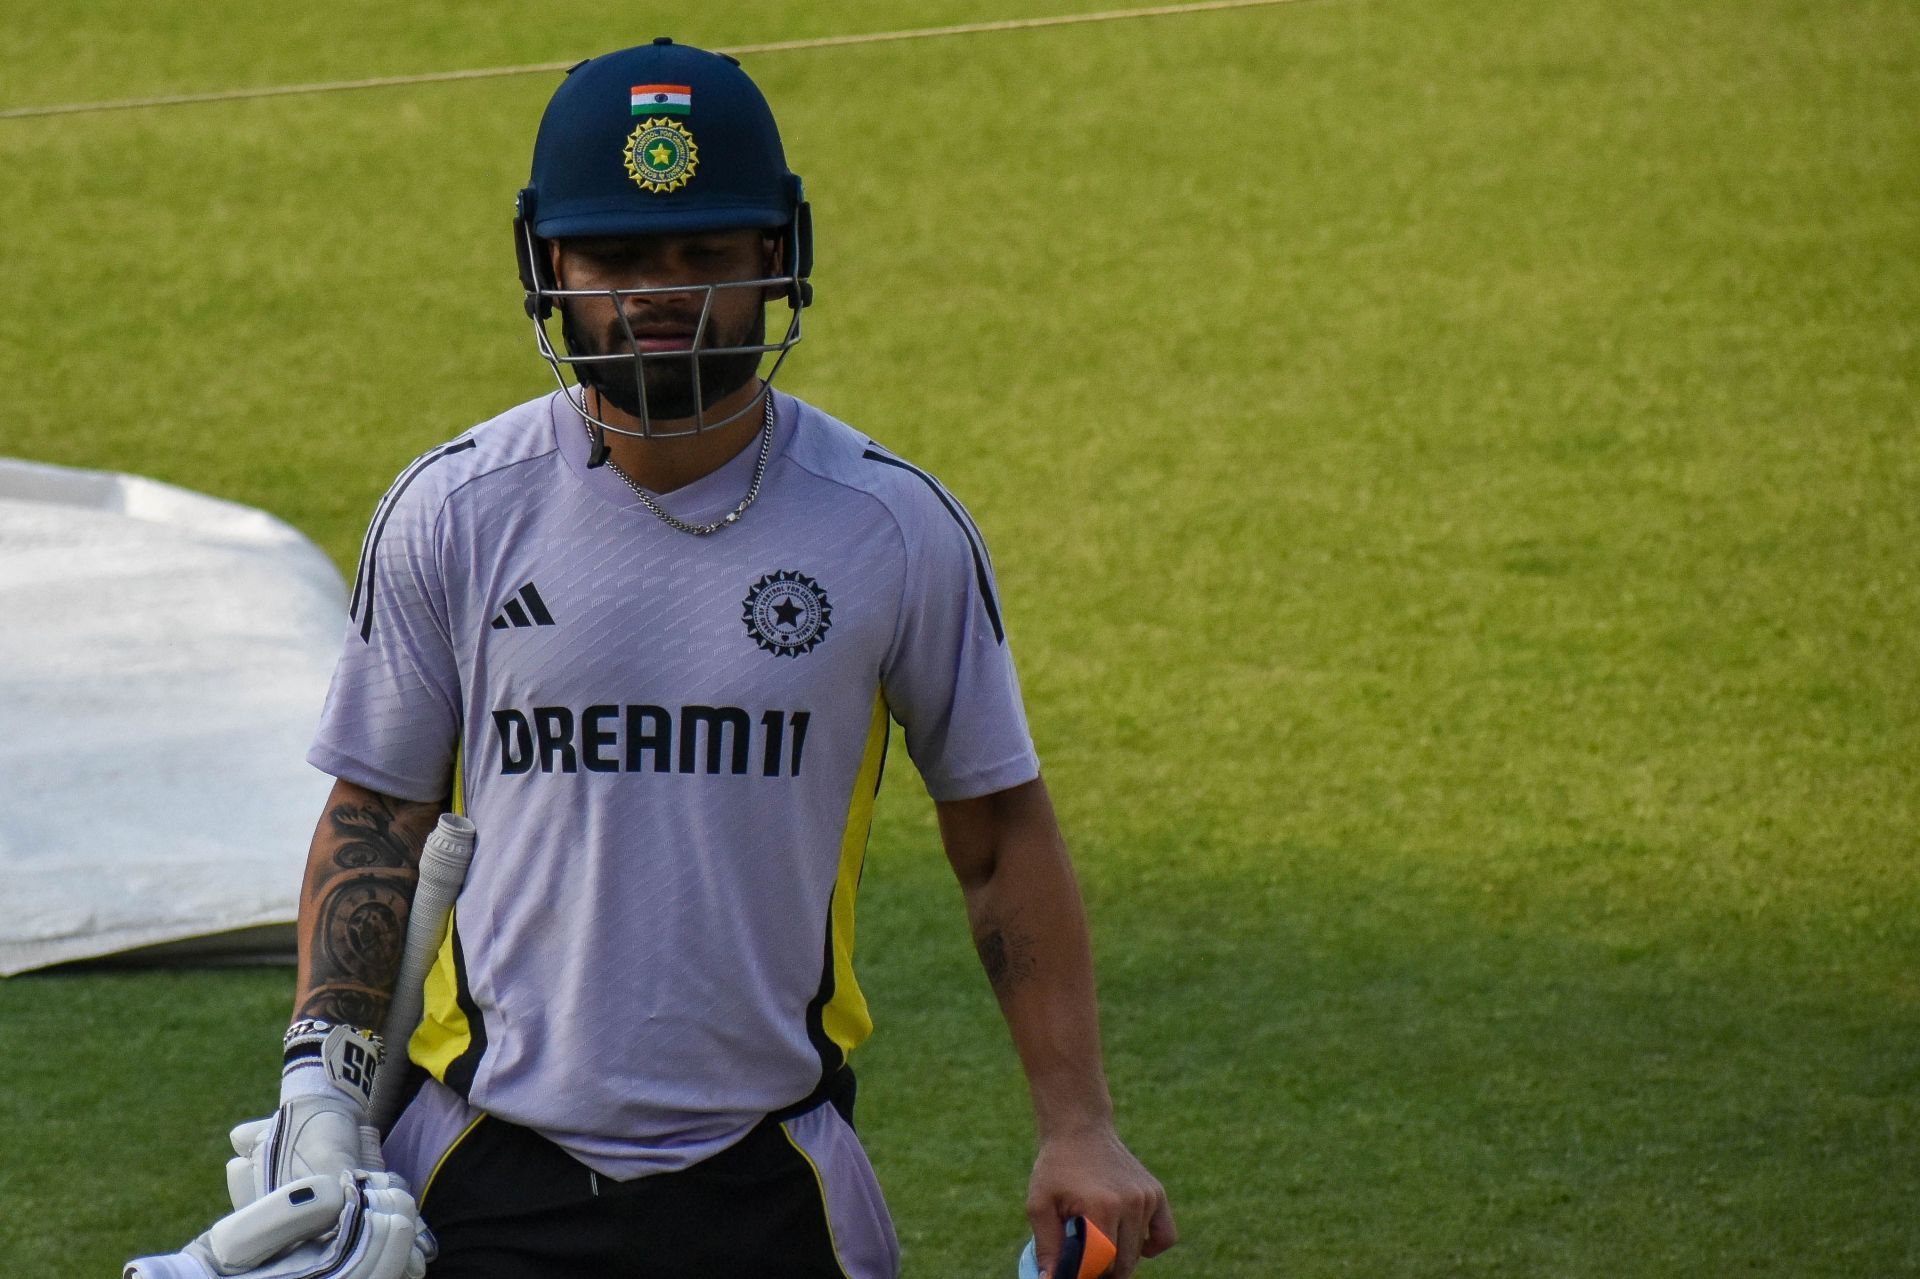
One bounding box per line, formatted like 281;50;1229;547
2;0;1916;1273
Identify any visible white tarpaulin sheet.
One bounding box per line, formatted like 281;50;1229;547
0;458;346;976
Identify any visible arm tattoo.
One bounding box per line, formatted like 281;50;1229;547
316;879;407;985
974;920;1038;997
299;987;388;1029
296;792;441;1027
327;800;420;869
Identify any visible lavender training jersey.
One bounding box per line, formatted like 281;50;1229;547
309;389;1038;1178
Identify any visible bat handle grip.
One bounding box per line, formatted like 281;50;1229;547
368;813;475;1129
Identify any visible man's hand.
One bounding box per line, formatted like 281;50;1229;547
124;1171;423;1279
221;1021;438;1278
228;1022;383;1208
1027;1125;1176;1279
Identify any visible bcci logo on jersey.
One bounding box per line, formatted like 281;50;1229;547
743;570;832;657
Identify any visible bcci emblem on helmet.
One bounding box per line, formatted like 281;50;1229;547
743;570;832;657
625;117;699;193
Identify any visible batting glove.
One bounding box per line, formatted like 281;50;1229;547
124;1171;423;1279
226;1021;383;1208
223;1020;437;1276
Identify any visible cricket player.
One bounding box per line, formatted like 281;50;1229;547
136;38;1175;1279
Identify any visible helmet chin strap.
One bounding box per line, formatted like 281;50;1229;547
571;377;771;469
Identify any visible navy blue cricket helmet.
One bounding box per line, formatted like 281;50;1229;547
514;38;814;444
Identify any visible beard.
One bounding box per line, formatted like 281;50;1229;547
562;301;766;425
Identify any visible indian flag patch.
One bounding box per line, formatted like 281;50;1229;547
631;84;692;115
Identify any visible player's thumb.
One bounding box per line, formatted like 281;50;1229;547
229;1116;274;1157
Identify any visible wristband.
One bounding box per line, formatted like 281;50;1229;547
283;1018;386;1063
281;1020;384;1109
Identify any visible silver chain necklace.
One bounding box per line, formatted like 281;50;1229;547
583;390;776;536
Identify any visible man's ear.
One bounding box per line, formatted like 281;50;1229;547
548;240;568;289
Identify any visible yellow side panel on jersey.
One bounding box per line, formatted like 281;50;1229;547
822;691;889;1056
409;904;470;1081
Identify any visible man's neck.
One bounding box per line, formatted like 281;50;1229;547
586;381;768;495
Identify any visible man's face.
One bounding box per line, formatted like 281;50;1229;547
551;229;778;424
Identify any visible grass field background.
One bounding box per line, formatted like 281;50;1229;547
2;0;1916;1273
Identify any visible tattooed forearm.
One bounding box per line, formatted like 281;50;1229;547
327;799;422;869
295;785;443;1027
317;878;408;985
974;920;1038;997
299;987;389;1029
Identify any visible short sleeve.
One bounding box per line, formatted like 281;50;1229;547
307;477;461;803
879;486;1039;802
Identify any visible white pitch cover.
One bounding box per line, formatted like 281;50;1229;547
0;457;344;976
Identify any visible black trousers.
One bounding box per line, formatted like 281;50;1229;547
421;1109;855;1278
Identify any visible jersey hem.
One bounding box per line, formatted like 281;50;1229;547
921;751;1041;803
306;742;449;805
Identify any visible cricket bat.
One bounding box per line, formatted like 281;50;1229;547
369;812;475;1129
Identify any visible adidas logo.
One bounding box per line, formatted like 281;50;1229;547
490;582;557;630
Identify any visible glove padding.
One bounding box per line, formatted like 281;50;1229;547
227;1119;438;1273
124;1171;423;1279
